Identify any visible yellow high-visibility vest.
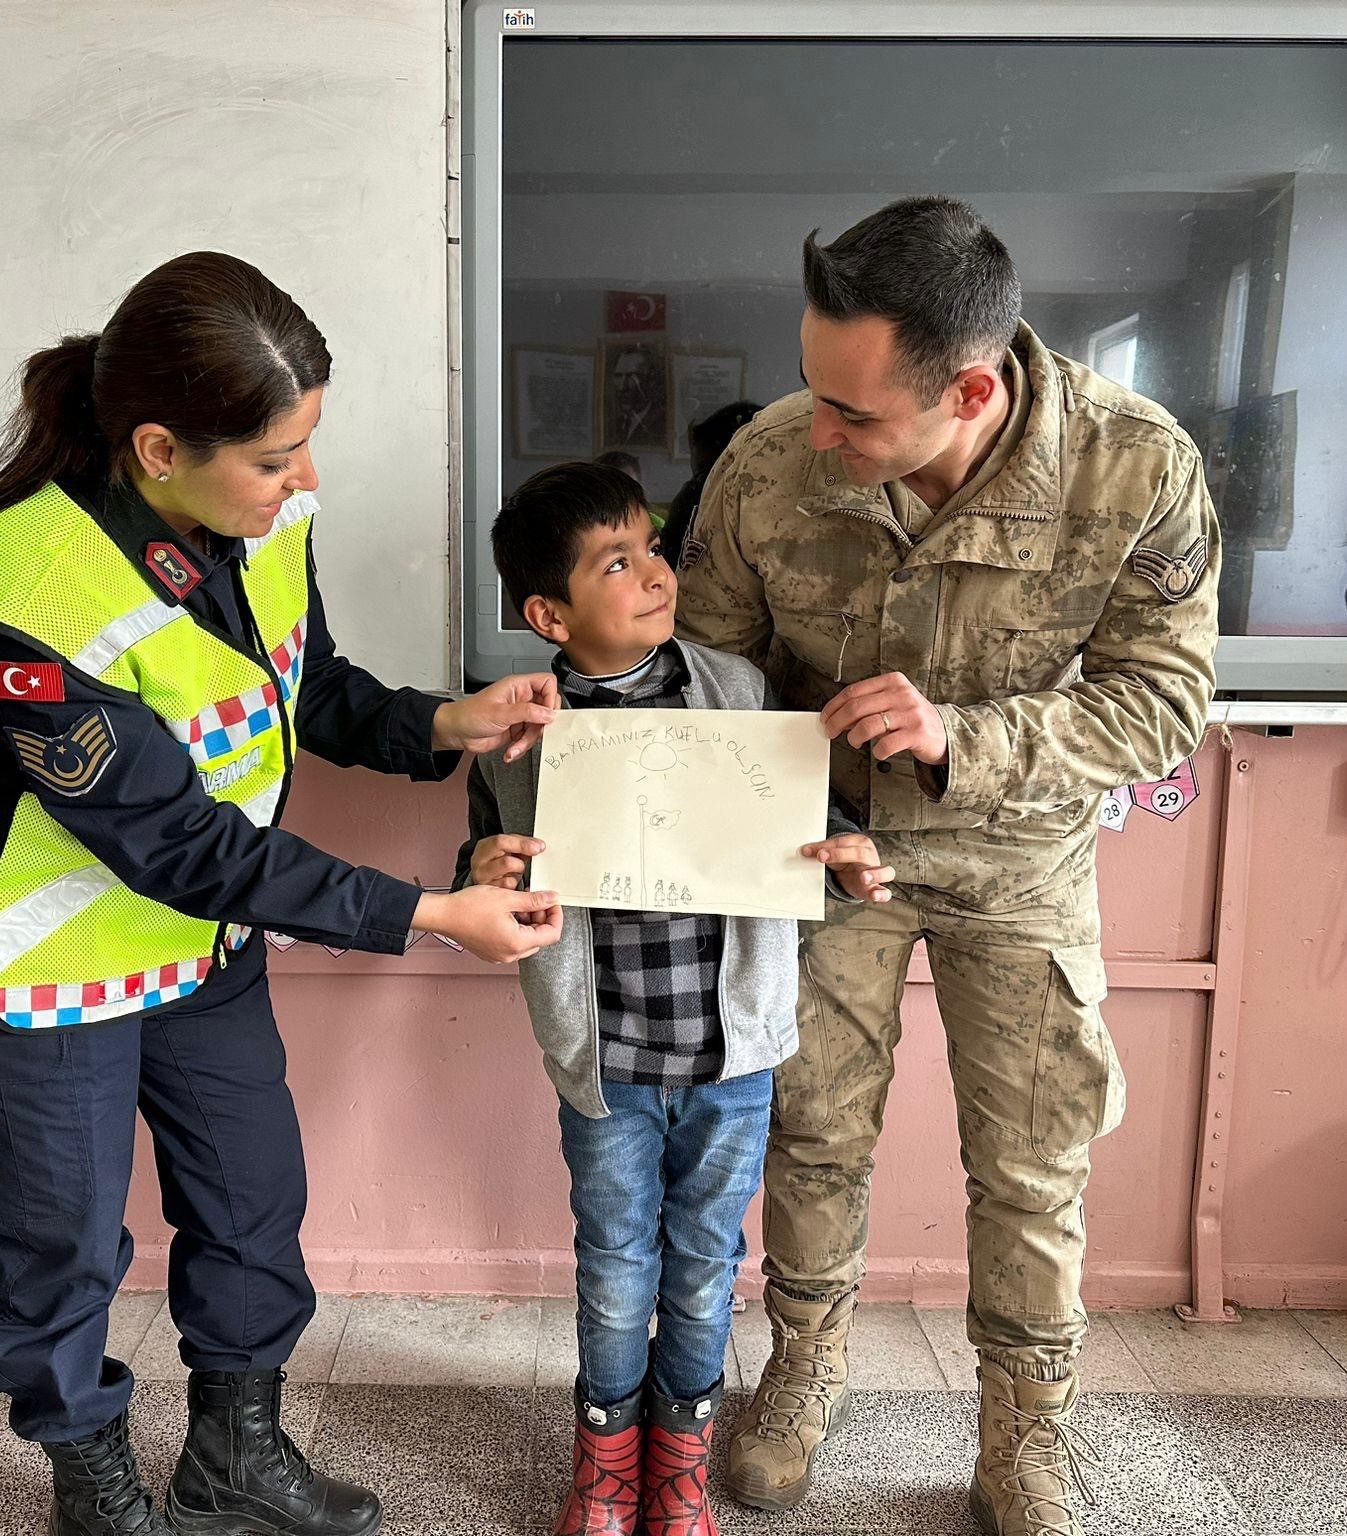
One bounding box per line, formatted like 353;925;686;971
0;482;313;1030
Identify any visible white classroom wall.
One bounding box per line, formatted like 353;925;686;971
0;1;453;688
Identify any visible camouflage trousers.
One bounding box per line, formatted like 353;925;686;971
762;876;1126;1373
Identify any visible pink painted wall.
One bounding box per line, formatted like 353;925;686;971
125;729;1347;1309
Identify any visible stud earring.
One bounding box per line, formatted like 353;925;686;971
156;471;170;482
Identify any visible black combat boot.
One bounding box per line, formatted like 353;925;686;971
164;1369;380;1534
42;1409;172;1534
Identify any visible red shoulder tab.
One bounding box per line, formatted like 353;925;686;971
144;541;203;599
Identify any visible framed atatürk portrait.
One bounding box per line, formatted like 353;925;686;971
672;350;748;459
598;334;670;455
511;346;596;459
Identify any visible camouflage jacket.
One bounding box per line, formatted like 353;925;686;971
675;322;1221;908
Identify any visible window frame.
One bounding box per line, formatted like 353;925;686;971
462;0;1347;721
1086;313;1141;391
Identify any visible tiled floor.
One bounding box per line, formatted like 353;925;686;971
3;1293;1345;1534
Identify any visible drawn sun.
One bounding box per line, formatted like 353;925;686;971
632;740;692;781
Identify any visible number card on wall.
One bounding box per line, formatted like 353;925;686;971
1100;757;1200;833
1133;758;1200;821
1098;785;1135;833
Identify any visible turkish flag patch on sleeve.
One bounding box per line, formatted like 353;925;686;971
1;662;66;702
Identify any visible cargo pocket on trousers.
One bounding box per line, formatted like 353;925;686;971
772;953;837;1134
0;1030;94;1231
1030;944;1126;1165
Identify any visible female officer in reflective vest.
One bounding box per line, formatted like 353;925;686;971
0;251;561;1536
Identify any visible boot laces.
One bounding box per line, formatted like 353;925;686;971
754;1322;846;1443
251;1371;315;1493
991;1399;1101;1535
64;1417;155;1527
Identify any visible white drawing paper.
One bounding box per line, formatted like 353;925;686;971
531;709;830;920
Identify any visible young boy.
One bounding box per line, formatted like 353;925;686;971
456;462;892;1536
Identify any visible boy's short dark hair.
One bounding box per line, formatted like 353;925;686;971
803;196;1021;408
493;460;648;620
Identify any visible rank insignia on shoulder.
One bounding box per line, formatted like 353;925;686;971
144;540;203;599
1132;535;1209;602
5;708;118;797
679;538;708;572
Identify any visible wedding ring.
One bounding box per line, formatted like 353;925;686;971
882;712;892;732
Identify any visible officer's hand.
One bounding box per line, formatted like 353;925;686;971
413;885;563;964
470;833;544;890
801;833;895;903
822;672;949;766
432;674;560;763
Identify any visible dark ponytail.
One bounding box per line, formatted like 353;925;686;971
0;335;104;508
0;252;331;511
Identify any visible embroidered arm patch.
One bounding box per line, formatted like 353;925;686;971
5;708;118;797
1131;535;1209;602
679;537;708;572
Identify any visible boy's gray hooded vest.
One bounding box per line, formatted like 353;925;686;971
454;640;801;1118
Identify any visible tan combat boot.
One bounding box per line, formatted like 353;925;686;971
725;1284;855;1510
970;1356;1101;1535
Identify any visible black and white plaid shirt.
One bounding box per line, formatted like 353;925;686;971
554;643;724;1089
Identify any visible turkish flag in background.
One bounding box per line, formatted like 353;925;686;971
605;290;666;332
0;662;65;702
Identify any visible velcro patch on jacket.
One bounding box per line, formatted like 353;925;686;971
1131;535;1209;602
5;708;118;797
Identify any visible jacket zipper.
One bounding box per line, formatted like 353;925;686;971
836;507;913;684
714;916;738;1085
208;565;298;971
580;906;609;1114
834;611;857;682
840;504;914;549
232;569;296;787
87;520;308;984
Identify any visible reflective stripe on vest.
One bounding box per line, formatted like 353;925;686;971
0;779;284;975
244;491;310;558
0;926;251;1031
70;598;191;677
0;484;313;1028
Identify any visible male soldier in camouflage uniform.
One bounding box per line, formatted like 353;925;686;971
675;197;1220;1535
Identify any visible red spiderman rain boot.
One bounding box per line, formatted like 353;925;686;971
640;1379;722;1536
552;1384;643;1536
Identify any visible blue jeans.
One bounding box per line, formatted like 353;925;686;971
558;1071;773;1406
